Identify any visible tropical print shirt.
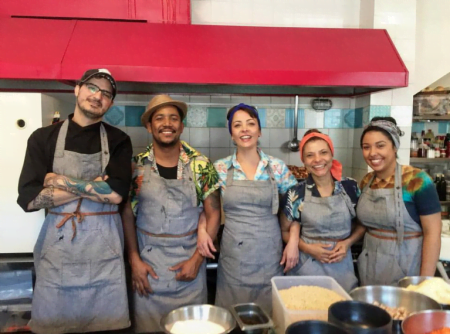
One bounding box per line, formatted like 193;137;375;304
130;141;219;216
281;174;360;223
213;148;297;197
359;165;441;224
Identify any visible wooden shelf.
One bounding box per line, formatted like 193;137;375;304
410;158;450;163
413;115;450;121
441;201;450;205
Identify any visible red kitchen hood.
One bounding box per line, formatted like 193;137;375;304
0;18;408;96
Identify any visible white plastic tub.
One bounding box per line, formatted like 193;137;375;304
271;276;352;334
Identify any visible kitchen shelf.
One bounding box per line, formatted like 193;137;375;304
410;158;450;163
413;115;450;121
441;201;450;205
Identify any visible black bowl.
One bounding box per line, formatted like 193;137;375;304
285;320;348;334
328;301;392;334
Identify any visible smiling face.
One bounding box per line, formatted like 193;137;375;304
302;139;333;179
146;105;184;148
361;130;397;177
230;110;261;149
74;77;114;120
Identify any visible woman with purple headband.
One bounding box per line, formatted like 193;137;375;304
208;103;298;314
357;116;441;285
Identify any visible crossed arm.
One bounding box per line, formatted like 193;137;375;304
27;173;122;211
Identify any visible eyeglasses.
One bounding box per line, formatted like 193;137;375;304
84;83;113;100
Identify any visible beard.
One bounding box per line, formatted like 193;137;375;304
153;135;180;148
77;98;107;120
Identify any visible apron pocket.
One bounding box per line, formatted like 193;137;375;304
357;249;369;285
373;252;406;285
62;261;91;287
90;256;122;286
240;262;266;286
166;194;184;218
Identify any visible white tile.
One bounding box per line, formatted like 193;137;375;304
231;1;253;25
352;148;367;169
355;95;371;109
400;127;412;150
259;130;271;148
397;148;410;165
296;128;307;140
191;0;212;24
347;129;355;148
353;168;369;183
189;128;210;148
209;128;232;148
333;149;348;168
346;149;353;169
250;96;271;106
211;95;231;104
304;109;324;129
390;106;413;127
180;127;190;144
370;90;393;105
189;95;211;104
316;128;329;135
127;127;150;147
231;96;251;104
170;94;190;103
271;96;291;105
209;147;231;163
392;86;414;106
269;129;290;148
198;148;210;158
353;128;364;148
132;147;148;156
273;7;294;27
343;167;353;179
268;148;289;163
331;98;351;109
298;97;313;106
211;1;233;24
288;151;303;166
328;129;349;148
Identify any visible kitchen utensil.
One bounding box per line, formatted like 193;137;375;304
160;304;236;334
328;300;392;334
230;303;273;334
397;276;435;288
288;95;300;152
402;310;450;334
350;285;441;334
285;320;348;334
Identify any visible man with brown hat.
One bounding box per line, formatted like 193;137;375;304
17;69;131;333
121;94;221;332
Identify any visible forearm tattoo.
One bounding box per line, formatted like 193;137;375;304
32;186;55;209
45;175;112;203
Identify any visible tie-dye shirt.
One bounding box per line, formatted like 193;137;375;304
359;165;441;224
213;149;297;196
130;141;219;216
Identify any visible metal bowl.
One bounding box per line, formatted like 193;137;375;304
350;286;442;334
160;304;236;334
397;276;435;288
402;310;450;334
328;300;392;334
286;320;349;334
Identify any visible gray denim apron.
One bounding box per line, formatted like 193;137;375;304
30;120;129;334
215;164;283;315
287;184;358;292
357;163;423;286
133;162;206;333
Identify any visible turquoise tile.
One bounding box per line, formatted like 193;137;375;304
412;122;425;133
362;106;370;126
438;122;449;134
125;106;145;127
324;109;342;128
207;107;227;127
104;106;125;126
369;105;391;120
354;108;363;128
285;109;305;128
258;108;267;128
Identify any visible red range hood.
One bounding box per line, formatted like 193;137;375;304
0;17;408;96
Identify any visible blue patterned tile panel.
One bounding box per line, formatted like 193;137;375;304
324;109;343;129
266;109;286;128
186;107;207;127
125;106;145;127
207;107;227;127
369;105;391;120
104;106;125;126
285;108;305;128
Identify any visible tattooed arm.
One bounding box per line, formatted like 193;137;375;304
43;173;122;204
27;186;81;211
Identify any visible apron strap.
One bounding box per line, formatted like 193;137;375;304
54;119;69;158
339;186;356;219
394;163;404;245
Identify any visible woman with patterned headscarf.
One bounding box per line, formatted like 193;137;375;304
357;117;441;286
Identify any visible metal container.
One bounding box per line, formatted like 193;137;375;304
230;303;273;334
285;320;348;334
160;304;236;334
350;286;441;334
402;310;450;334
328;300;392;334
397;276;435;288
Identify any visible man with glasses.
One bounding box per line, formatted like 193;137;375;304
17;69;132;334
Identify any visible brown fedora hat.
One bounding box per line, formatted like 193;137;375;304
141;94;188;126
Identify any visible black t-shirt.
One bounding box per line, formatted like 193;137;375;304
156;164;178;180
17;115;133;212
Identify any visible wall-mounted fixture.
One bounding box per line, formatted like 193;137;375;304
312;98;332;111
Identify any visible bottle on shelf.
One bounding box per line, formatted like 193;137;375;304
418;139;428;158
51;111;60;125
439;174;448;201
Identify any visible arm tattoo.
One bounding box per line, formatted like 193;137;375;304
208;191;221;210
32;186;55;209
45;175;112;203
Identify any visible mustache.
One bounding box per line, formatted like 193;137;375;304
158;127;176;133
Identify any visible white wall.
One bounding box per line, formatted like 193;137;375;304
0;93;45;253
416;0;450;92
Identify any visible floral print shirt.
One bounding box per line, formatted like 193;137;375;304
130;141;219;216
213;149;297;196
